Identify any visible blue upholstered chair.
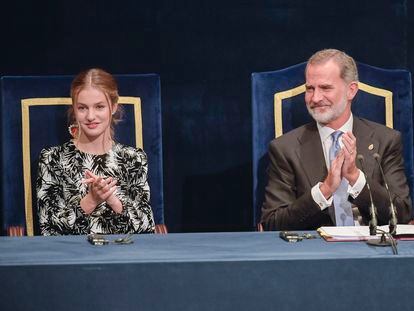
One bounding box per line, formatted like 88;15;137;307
252;62;413;229
0;74;166;236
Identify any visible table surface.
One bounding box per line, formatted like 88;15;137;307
2;231;414;311
1;231;413;266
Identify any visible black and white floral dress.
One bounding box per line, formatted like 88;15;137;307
36;140;155;235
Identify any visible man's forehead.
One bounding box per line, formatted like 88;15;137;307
305;60;341;82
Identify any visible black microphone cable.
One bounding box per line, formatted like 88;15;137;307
375;228;398;255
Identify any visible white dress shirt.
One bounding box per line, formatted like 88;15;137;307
311;114;366;210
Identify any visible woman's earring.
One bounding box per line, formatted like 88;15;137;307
68;123;79;138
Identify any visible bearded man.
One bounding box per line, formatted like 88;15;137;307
261;49;412;230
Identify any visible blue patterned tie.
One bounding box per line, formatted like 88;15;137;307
329;131;354;226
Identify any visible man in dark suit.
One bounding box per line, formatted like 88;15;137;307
261;49;412;231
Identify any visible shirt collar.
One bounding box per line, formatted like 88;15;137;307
317;114;353;142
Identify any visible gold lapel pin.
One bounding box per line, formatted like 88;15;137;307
368;144;374;150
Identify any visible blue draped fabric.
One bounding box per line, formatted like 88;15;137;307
252;62;413;226
1;232;414;311
0;74;164;235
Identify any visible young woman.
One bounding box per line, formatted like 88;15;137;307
36;68;155;235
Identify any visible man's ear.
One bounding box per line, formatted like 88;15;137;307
347;81;359;101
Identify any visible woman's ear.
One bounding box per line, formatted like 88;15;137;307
112;103;118;115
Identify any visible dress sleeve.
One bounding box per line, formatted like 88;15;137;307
36;148;85;235
116;149;155;233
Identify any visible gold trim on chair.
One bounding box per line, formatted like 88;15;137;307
21;96;142;236
274;85;306;138
274;82;393;138
358;82;393;129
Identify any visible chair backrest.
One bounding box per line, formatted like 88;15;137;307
0;74;164;235
252;62;413;227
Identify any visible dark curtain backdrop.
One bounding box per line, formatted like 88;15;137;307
1;0;413;232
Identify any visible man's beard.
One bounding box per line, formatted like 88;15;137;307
306;96;348;125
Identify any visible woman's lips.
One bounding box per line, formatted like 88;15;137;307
86;123;99;129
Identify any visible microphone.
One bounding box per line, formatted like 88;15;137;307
373;153;397;235
357;154;377;235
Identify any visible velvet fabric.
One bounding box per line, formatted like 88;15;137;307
0;74;164;235
1;232;414;311
252;62;413;226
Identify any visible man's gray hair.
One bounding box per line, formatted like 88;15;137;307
306;49;359;83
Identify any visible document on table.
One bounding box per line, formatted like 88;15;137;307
317;224;414;242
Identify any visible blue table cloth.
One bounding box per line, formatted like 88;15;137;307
1;232;413;311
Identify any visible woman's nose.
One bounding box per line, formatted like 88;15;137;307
86;109;95;120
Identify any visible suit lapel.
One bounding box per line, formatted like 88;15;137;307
353;117;378;177
295;118;378;186
296;123;327;186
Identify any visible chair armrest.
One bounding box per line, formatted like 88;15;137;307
155;224;168;234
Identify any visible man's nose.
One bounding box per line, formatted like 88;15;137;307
312;88;323;102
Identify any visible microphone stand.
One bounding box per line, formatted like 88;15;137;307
367;228;398;255
373;153;398;235
357;155;398;254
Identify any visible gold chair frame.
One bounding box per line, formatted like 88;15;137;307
274;82;393;138
21;97;142;236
